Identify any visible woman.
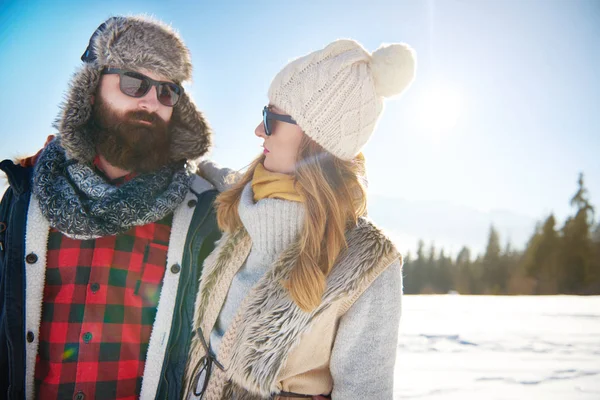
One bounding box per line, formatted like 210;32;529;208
184;39;416;399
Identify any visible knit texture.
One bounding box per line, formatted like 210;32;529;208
32;140;191;239
251;163;303;203
210;183;305;355
330;261;402;399
268;39;416;160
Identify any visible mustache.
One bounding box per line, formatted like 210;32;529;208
90;97;172;172
125;110;162;125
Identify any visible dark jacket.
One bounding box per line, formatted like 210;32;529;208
0;159;221;400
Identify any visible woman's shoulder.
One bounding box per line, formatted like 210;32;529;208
347;217;400;253
332;221;402;317
328;217;402;291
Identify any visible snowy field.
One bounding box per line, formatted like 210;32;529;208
396;295;600;399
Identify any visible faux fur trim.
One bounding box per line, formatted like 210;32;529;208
24;196;51;400
186;217;400;398
55;15;211;165
183;229;252;395
195;230;252;335
92;16;192;83
222;381;266;400
228;218;399;396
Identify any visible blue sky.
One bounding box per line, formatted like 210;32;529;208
1;0;599;254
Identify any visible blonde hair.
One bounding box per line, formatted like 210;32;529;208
216;135;367;311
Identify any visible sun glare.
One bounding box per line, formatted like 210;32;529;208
415;86;463;141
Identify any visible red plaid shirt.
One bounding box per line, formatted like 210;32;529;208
34;167;173;400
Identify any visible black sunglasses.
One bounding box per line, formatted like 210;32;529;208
101;68;183;107
190;327;224;399
262;105;297;136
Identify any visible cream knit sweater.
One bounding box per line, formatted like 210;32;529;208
205;183;402;398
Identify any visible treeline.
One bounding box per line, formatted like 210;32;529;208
403;173;600;295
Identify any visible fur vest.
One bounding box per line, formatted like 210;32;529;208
183;217;401;399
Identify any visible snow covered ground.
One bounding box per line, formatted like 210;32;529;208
396;295;600;399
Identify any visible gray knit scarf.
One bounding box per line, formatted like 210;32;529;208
32;140;192;239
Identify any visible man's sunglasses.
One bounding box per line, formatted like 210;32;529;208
262;105;297;136
101;68;183;107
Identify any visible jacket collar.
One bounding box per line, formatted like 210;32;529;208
0;159;32;196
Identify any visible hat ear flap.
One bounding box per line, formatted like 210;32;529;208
55;64;101;163
168;92;212;163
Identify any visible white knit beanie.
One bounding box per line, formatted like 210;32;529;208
268;39;416;160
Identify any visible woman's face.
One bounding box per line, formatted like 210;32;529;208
255;105;304;174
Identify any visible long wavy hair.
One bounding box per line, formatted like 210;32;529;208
215;135;367;311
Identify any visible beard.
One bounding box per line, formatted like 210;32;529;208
89;96;172;173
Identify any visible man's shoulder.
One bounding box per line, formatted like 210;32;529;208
187;175;219;226
1;159;25;176
189;174;216;195
1;159;33;195
182;175;221;243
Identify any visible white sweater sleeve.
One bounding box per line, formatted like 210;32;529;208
329;260;402;399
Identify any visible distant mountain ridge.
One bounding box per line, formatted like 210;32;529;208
368;195;537;257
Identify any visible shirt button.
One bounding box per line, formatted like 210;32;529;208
90;283;100;293
74;391;85;400
26;331;35;343
25;253;38;264
82;332;93;343
188;199;198;208
170;263;181;274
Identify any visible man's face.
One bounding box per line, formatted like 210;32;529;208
91;68;176;173
96;68;174;123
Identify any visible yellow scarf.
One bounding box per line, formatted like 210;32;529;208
251;163;303;202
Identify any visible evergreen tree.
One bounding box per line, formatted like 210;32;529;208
471;255;484;294
405;240;427;294
436;249;454;293
570;173;595;224
591;223;600;293
401;172;598;295
421;243;438;293
402;251;416;294
482;226;502;293
559;173;595;293
495;241;513;294
523;215;560;294
455;246;473;294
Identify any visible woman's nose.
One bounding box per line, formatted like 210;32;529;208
255;121;267;138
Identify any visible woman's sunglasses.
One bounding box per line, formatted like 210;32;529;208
101;68;183;107
262;105;297;136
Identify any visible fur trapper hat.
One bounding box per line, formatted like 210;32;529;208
54;15;211;164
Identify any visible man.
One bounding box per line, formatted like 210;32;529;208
0;16;220;399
